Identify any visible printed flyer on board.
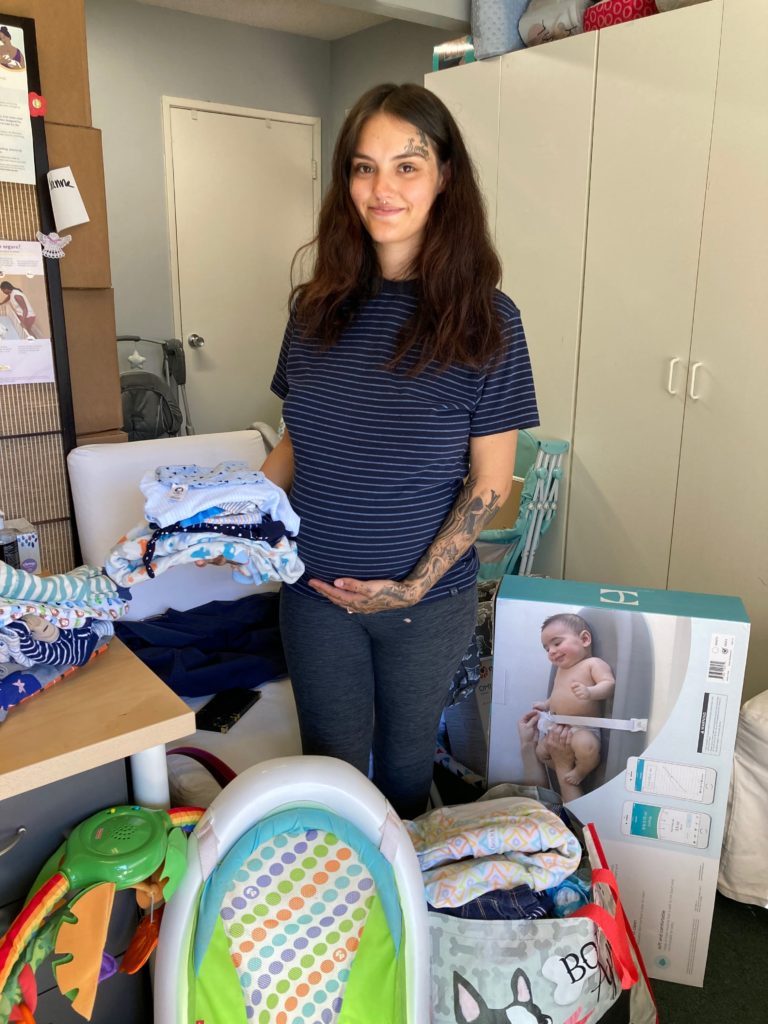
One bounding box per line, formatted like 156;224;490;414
488;576;749;986
0;240;54;385
0;22;35;185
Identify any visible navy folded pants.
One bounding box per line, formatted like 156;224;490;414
279;584;477;820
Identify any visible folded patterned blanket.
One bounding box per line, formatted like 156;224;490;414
405;797;581;907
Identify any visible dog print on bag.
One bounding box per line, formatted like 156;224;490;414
454;968;553;1024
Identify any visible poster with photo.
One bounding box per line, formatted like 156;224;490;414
0;239;54;384
0;21;34;184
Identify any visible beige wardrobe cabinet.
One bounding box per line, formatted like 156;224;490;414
427;0;768;700
427;31;598;579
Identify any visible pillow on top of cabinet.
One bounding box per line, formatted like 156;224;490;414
519;0;589;46
583;0;657;32
471;0;529;57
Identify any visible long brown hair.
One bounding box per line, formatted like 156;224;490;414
291;82;503;372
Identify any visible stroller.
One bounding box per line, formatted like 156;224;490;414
118;335;195;441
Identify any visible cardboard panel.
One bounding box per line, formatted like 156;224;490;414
0;0;91;127
487;475;524;531
76;429;128;446
44;123;111;289
62;288;122;436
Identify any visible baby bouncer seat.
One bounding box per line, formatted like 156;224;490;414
155;756;430;1024
476;430;569;579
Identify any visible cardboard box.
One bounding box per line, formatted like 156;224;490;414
75;429;128;447
62;288;123;437
6;516;40;573
443;578;500;777
45;124;112;289
488;575;749;987
486;474;524;531
432;35;475;71
0;0;91;127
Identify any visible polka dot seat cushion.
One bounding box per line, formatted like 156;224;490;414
190;807;406;1024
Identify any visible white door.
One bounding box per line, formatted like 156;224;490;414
164;99;320;434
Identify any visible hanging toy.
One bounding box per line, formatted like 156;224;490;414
0;805;202;1023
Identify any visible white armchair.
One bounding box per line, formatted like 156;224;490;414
66;428;301;804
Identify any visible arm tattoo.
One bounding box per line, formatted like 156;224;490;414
407;477;502;594
404;132;429;160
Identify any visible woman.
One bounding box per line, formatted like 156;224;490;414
262;83;539;819
0;282;38;338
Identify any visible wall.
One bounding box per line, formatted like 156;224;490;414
85;0;331;337
86;1;458;341
328;17;456;167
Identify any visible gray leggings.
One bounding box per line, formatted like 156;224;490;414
280;584;478;820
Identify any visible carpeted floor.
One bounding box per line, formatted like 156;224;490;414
602;893;768;1022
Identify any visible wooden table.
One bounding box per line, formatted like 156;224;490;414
0;639;195;806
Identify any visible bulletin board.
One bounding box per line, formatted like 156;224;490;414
0;11;78;572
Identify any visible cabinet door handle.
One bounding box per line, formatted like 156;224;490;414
689;361;703;400
667;357;681;395
0;827;26;858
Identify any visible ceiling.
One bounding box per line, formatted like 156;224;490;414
136;0;390;41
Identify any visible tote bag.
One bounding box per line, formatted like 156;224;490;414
430;822;658;1024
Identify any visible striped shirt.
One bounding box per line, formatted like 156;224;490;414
270;279;539;603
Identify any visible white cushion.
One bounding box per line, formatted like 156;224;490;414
166;677;301;806
718;689;768;906
67;430;270;620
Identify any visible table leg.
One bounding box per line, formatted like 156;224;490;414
130;744;170;809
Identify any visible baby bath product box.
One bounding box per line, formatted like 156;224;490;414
488;575;749;987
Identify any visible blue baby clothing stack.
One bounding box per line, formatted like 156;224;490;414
0;563;124;722
105;462;304;588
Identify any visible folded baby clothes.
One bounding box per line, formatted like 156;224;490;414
428;883;555;921
155;462;265;488
0;596;126;630
140;461;300;534
546;873;593;917
0;643;111;723
141;519;288;576
105;524;304;588
0;628;35;667
405;797;581;908
176;506;274;528
23;614;60;642
0;562;124;606
0;564;130;629
0;619;111;667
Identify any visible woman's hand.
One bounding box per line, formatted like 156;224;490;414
308;576;425;614
517;709;541;748
194;556;229;567
542;724;574;767
543;725;585;801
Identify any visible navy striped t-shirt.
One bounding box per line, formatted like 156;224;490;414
270;279;539;602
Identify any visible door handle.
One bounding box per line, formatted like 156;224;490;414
689;361;703;400
0;827;26;858
187;333;205;349
666;357;681;395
